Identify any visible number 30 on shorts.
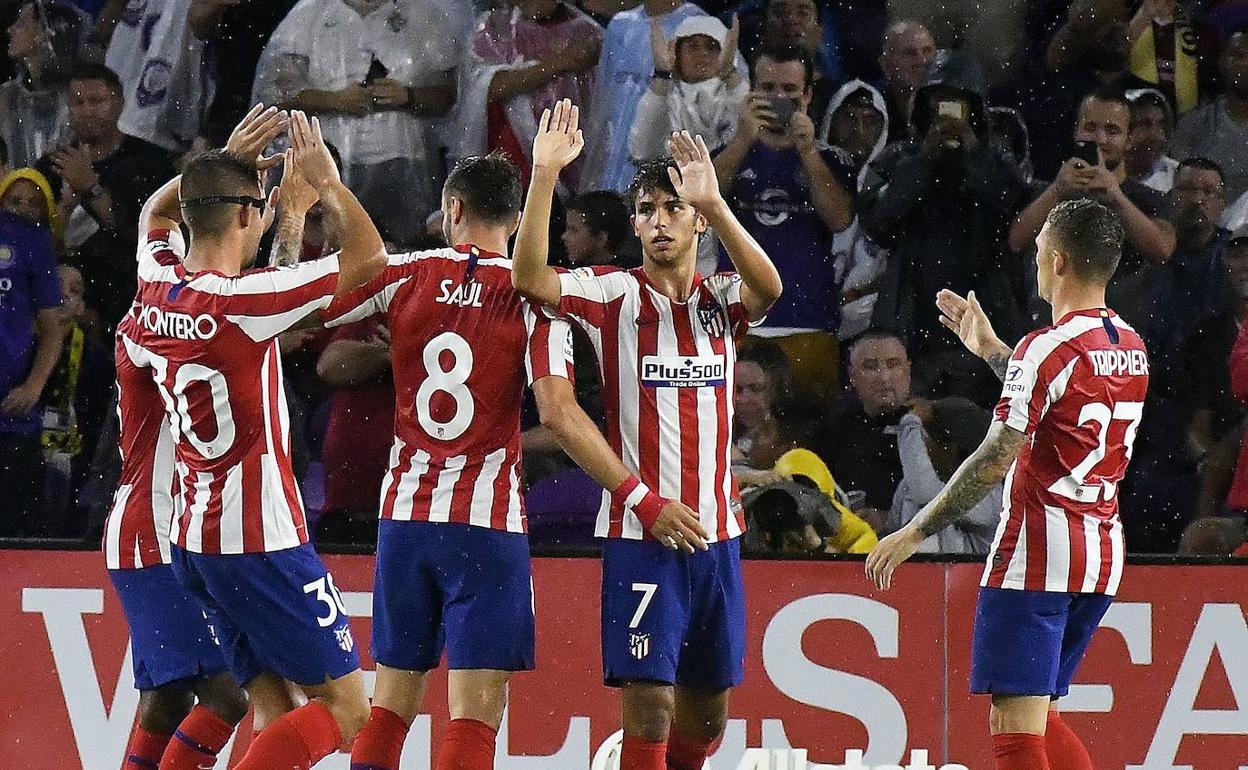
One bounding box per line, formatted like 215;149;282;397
303;573;349;628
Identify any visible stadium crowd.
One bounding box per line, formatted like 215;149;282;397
2;0;1248;557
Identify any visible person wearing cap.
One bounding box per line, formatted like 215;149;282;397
884;397;1000;555
1125;88;1179;194
627;15;747;163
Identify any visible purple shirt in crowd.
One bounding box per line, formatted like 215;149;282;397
0;211;61;435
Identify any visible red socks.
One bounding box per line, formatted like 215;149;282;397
620;735;667;770
666;730;715;770
124;726;171;769
992;732;1049;770
233;700;343;770
160;705;235;769
435;718;497;770
1045;711;1094;770
350;706;411;770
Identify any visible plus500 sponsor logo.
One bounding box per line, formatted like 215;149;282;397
641;355;725;388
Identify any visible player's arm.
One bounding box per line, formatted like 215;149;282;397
512;99;584;308
866;422;1026;590
268;153;319;267
137;175;182;238
668;131;781;321
288;111;386;293
532;375;709;552
935;289;1013;381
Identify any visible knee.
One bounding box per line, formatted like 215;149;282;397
138;688;195;735
622;685;675;742
329;696;371;742
196;675;250;726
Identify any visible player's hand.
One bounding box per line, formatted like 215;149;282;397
289;111;341;191
936;289;1004;360
278;147;319;217
667;130;723;211
1;380;41;417
865;525;924;590
225;103;287;170
532;98;585;174
650;500;710;553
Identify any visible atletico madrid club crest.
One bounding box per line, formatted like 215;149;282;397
628;632;651;660
697;301;726;338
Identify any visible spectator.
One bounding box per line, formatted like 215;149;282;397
1009;88;1175;331
1125;0;1203;117
733;339;795;474
562;190;635;267
104;0;211;153
1125;88;1179;193
884;397;999;555
817;79;889;341
0;1;87;168
813;330;911;529
0;206;62;537
860;49;1030;402
876;19;936;143
1176;516;1246;556
190;0;300;146
628;16;745;162
987;105;1034;185
315;317;395;545
1171;30;1248;201
458;0;603;191
713;45;854;399
35;63;174;333
584;0;743;192
40;263;110;535
0;168;62;250
255;0;459;243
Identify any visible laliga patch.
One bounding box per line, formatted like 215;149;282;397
641;354;726;388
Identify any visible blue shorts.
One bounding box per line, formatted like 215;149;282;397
109;565;228;690
601;538;745;690
170;543;360;687
970;586;1113;697
373;520;535;672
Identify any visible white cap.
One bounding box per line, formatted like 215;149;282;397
673;16;727;47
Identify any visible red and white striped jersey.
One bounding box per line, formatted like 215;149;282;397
555;267;752;542
985;308;1149;596
103;230;184;569
322;245;572;532
127;230;342;554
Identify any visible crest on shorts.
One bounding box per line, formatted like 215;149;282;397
697;300;726;338
335;626;355;653
628;632;651;660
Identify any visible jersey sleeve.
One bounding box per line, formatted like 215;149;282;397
137;228;186;282
704;271;754;342
220;254;341;341
321;253;414;327
994;334;1052;436
523;301;574;386
555;266;630;329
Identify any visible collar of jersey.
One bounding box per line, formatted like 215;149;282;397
633;268;707;305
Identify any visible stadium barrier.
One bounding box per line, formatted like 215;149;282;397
2;547;1246;769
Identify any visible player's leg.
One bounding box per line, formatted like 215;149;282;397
157;673;248;770
667;538;746;770
970;587;1075;770
435;523;537;770
602;539;688;770
123;688;193;770
246;671;303;733
353;520;445;770
1042;592;1114;770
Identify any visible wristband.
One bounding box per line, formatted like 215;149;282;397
652;69;673;80
612;476;665;529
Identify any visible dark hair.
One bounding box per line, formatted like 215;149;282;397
738;338;794;403
1176;156;1226;187
1079;87;1131;117
1128;90;1168;115
443;151;522;224
69;62;123;96
751;43;814;89
625;158;679;210
1045;198;1124;282
567;190;631;252
180;150;261;235
22;1;86;84
849;328;908;361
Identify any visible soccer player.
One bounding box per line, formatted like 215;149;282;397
323;152;591;770
866;198;1148;770
512;100;783;770
109;104;292;770
125;110;386;770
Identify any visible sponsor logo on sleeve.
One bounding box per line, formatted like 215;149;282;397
1002;362;1032;397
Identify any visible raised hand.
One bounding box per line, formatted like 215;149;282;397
936;289;1005;359
666;130;723;210
650;500;710;553
278;147;319;217
720;14;740;74
532;98;585;174
225;103;287;170
288;110;341;191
